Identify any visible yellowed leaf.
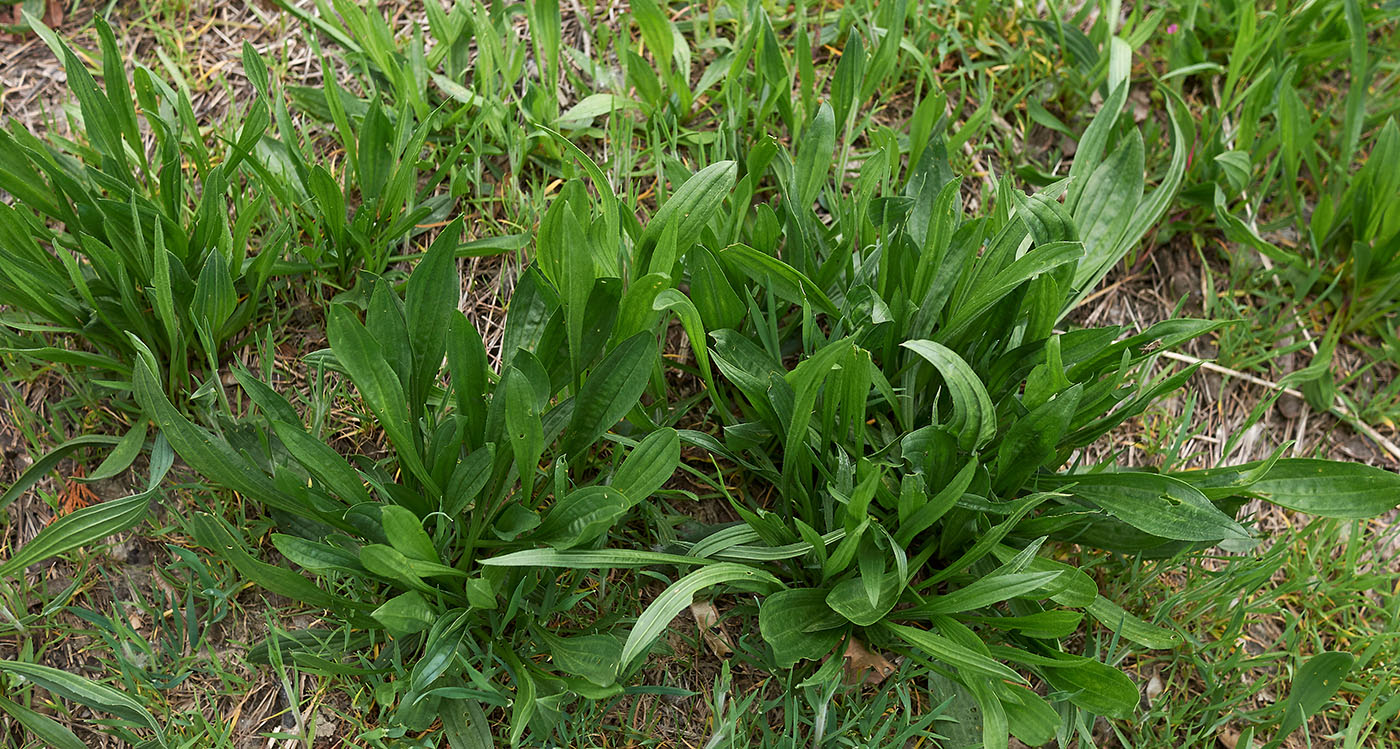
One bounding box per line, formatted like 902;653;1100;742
842;638;894;685
689;600;733;657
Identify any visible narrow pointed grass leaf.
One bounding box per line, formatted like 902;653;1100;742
481;549;712;568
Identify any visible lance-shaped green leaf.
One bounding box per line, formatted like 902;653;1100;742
272;421;371;506
883;622;1025;683
1086;595;1182;650
1167;444;1288;500
271;534;363;575
447;311;490;447
481;548;712;569
1071;131;1143;293
795;102;835;208
1276;651;1355;740
1034;651;1139;719
561;332;655;455
908;571;1063;616
994;384;1082;495
0;695;87;749
373;591;436;637
328;305;436;492
193;249;236;335
610;428;680;502
939;240;1083;342
636;161;736;266
404;218;462;405
782;338;855;486
133;353;317;521
687;246;745;331
0;435;122;512
1000;683;1059;747
1222;459;1400;518
612;271;672;343
827;570;903;626
1049;472;1250;543
0;490;151;578
0;660;168;746
381;505;440;563
719;244;839;317
81;421;148;483
534;628;623;686
188;513;370;618
533;486;630;549
503;367;544;501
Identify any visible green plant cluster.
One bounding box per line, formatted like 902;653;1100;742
1;3;1398;747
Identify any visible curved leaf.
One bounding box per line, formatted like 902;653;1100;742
909;571;1062;616
1036;652;1138;719
328;305;435;492
882;622;1025;683
637;161;736;263
481;548;711;568
1086;595;1182;650
901;340;996;451
718;244;839;317
621;563;780;669
0;435;122;512
533;486;630;549
81;421;148;483
0;490;150;578
0;694;87;749
133;355;310;520
0;660;167;746
826;572;902;626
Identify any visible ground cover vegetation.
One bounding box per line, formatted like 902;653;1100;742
0;0;1398;746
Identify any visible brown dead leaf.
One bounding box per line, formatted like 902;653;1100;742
842;638;894;685
1218;726;1267;749
1145;671;1164;706
1130;88;1151;123
689;600;733;657
43;0;63;27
